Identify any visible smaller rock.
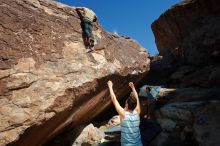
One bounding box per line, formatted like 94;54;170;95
73;124;104;146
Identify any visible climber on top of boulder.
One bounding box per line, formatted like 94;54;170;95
76;7;97;52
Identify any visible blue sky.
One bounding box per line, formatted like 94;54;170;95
56;0;181;55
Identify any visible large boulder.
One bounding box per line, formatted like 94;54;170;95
149;1;220;145
0;0;150;146
152;0;220;65
151;0;220;88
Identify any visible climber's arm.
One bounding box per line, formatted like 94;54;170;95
129;82;141;115
107;81;125;118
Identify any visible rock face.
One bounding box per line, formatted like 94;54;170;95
153;101;220;146
0;0;150;146
193;101;220;146
150;0;220;145
152;0;220;66
151;0;220;88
